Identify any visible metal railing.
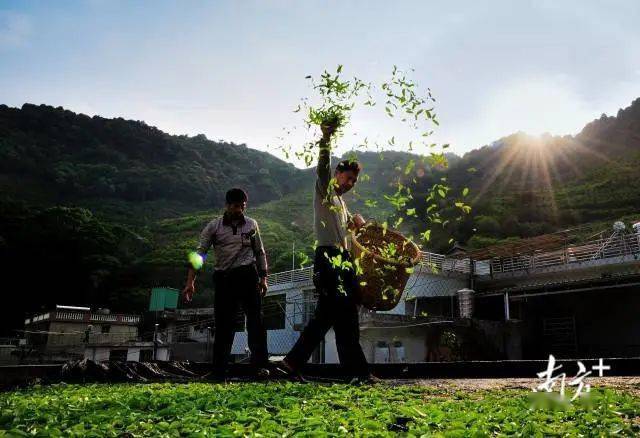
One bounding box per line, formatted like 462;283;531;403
419;251;472;274
489;234;640;274
268;266;314;286
55;311;84;321
25;311;141;326
90;314;118;322
266;234;640;286
266;250;472;288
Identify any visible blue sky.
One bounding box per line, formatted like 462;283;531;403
1;0;639;163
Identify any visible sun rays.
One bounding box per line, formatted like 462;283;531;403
470;132;615;221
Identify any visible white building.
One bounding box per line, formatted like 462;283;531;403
23;305;145;363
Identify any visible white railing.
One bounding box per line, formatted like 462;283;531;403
25;310;140;325
418;251;471;274
120;315;141;323
268;266;314;286
419;251;445;272
90;314;118;322
266;233;640;286
490;234;640;274
55;311;84;321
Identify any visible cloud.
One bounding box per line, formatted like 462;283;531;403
0;11;32;49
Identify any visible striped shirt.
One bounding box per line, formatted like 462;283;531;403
195;213;268;277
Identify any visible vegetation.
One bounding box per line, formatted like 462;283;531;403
1;382;638;436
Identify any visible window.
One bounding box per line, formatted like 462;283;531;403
140;350;153;361
101;325;111;334
263;294;286;330
109;349;128;361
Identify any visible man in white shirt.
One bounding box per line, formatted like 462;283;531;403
182;188;269;381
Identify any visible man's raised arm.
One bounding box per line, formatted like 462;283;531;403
317;123;336;193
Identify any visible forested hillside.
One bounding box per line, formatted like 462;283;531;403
0;103;307;209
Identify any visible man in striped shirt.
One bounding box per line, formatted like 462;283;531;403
182;188;269;381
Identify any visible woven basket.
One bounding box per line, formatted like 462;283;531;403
351;223;421;311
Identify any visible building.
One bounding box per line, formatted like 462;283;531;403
22;305;149;363
471;221;640;359
84;341;169;362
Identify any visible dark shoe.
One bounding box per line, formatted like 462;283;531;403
255;367;270;380
271;360;307;383
348;374;383;385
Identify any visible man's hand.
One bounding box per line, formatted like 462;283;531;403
257;277;268;297
352;214;366;230
320;121;338;139
182;283;195;303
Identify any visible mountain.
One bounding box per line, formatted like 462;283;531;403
403;98;640;250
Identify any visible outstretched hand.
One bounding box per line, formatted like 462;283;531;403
257;277;268;297
182;283;195;303
320;121;338;139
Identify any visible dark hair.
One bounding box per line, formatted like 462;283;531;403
335;159;362;174
225;188;248;204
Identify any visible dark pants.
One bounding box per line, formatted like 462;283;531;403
212;264;268;377
285;246;369;377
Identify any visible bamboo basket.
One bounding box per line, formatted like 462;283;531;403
350;223;421;311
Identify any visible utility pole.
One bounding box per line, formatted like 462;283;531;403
153;323;159;361
292;241;295;271
206;326;211;362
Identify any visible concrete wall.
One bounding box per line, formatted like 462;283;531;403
359;327;428;363
0;346;19;365
171;343;209;362
84;346;166;362
47;322;137;347
156;347;170;361
322;326;429;364
84;347;110;362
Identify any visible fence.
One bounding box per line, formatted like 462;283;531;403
489;233;640;274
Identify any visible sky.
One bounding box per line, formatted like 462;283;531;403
1;0;639;164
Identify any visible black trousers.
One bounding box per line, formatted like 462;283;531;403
285;246;369;377
212;264;268;376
